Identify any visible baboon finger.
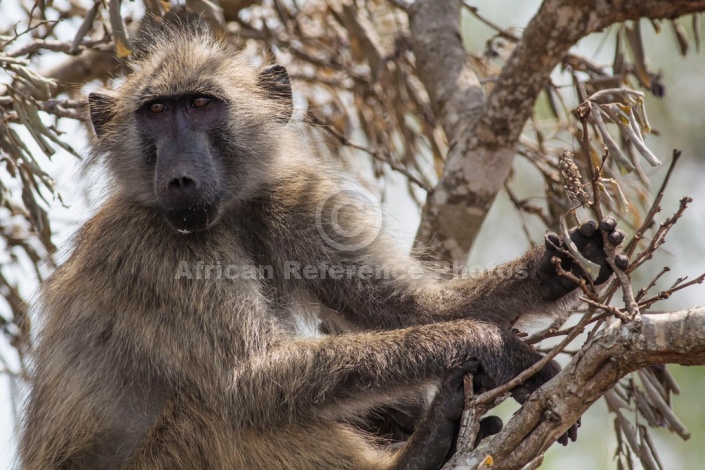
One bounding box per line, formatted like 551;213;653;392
460;358;481;375
608;230;625;246
473;416;503;447
600;217;617;231
615;254;629;270
578;220;598;237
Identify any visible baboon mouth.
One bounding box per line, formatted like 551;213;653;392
162;204;219;233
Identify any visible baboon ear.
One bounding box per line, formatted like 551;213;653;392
258;65;293;124
88;92;116;137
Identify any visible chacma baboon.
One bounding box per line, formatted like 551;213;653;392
20;10;625;470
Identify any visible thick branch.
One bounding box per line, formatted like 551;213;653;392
446;307;705;470
408;0;484;148
410;0;705;264
480;0;705;147
408;0;488;262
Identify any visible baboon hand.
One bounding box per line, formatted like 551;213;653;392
438;358;482;421
538;217;628;301
510;359;580;446
510;359;560;405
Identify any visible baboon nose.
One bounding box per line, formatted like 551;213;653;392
169;175;196;192
157;162;218;231
161;170;201;205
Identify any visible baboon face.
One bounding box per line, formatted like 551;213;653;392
134;93;226;232
88;34;292;233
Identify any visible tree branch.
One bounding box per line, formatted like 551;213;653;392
480;0;705;147
43;49;120;96
408;0;487;262
445;307;705;469
407;0;484;149
40;0;260;97
409;0;705;264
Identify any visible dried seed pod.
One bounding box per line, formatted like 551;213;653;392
558;150;591;207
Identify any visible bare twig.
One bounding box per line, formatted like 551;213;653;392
307;112;432;192
636;267;671;301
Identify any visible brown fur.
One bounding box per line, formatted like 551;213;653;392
20;12;578;470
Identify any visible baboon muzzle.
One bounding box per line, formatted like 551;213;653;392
155;137;220;233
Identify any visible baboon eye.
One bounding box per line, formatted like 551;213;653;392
192;97;211;108
149;102;167;113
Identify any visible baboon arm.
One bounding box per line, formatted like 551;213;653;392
230;319;541;428
303;232;571;331
266;175;572;330
424;246;578;328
